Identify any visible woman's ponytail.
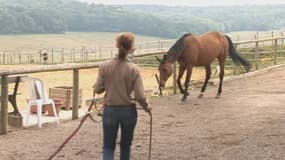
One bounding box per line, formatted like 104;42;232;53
118;46;127;59
116;32;135;60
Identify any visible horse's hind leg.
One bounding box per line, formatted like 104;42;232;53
198;65;212;98
216;61;225;98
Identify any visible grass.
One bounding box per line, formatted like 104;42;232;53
0;32;166;51
0;30;283;51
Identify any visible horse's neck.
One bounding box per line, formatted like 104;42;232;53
166;54;179;64
166;46;185;63
166;59;176;65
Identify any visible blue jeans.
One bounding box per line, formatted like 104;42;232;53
103;105;137;160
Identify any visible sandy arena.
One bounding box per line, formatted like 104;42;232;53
0;66;285;160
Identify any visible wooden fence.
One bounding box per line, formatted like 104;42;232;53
0;40;174;65
235;36;285;69
0;35;284;65
231;30;285;42
1;36;285;134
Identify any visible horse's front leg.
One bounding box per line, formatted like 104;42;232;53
181;66;193;102
177;65;186;94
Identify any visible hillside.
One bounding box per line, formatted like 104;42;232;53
0;0;284;38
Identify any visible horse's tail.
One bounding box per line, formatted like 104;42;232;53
225;35;251;72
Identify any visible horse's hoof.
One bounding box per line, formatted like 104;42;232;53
180;91;189;96
198;93;203;98
97;112;103;117
178;101;187;105
181;96;187;102
215;94;221;99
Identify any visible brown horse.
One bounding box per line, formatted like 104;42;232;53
156;31;251;101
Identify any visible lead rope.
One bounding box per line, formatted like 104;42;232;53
148;111;153;160
155;74;162;96
48;97;153;160
48;95;99;160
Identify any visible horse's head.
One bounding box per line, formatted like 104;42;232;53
156;55;173;88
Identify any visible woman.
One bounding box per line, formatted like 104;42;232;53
93;32;151;160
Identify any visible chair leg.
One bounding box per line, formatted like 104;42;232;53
51;101;59;124
37;102;42;128
26;103;31;127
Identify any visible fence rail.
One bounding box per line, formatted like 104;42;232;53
0;35;284;65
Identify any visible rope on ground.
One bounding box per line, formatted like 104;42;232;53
48;100;99;160
148;111;153;160
48;98;153;160
155;74;162;96
136;108;153;160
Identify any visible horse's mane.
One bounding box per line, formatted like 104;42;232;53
166;33;192;61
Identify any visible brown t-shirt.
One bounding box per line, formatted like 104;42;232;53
93;58;148;108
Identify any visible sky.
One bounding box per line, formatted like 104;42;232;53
80;0;285;6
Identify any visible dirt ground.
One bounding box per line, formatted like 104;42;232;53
1;66;285;160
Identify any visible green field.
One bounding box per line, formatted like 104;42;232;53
0;32;166;51
0;30;283;53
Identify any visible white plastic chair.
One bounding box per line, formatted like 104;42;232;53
23;77;59;127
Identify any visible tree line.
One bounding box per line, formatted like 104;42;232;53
0;0;284;38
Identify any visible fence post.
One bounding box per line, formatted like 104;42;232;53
8;53;10;64
0;75;8;134
233;43;238;74
274;39;278;65
3;52;5;64
27;55;30;64
61;49;64;63
39;50;42;64
255;41;259;70
173;62;177;95
18;52;21;64
281;32;284;45
256;32;259;40
13;53;15;64
99;47;102;59
80;49;83;62
271;31;274;46
72;69;79;120
51;48;54;64
72;49;75;63
157;40;160;51
85;50;89;62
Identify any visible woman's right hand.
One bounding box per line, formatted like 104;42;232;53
144;105;152;115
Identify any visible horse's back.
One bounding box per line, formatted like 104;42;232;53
183;31;228;66
199;31;226;41
202;31;223;36
185;31;226;48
